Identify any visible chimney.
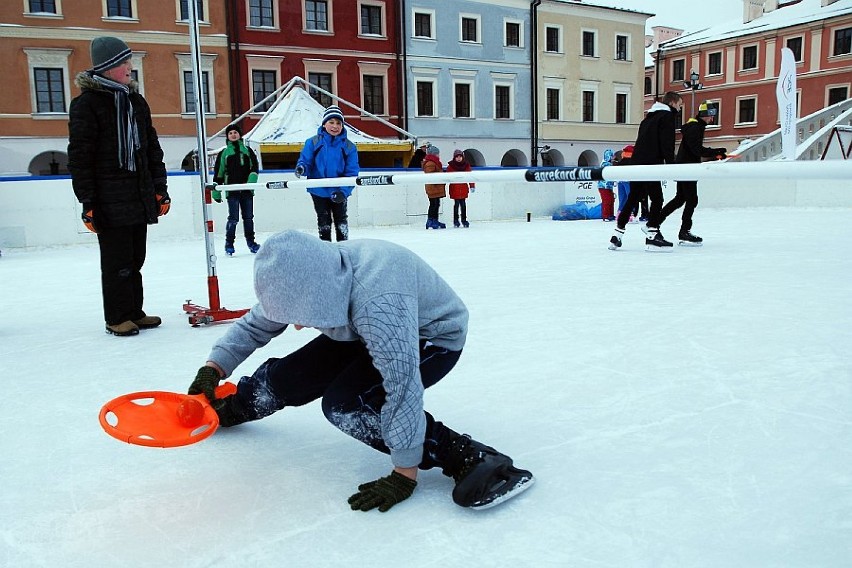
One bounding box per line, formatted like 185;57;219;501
743;0;764;23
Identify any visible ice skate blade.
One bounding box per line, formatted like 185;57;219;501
645;245;674;252
678;241;703;247
469;475;535;510
607;243;621;251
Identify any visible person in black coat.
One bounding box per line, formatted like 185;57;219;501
659;102;728;246
68;36;170;336
609;91;683;251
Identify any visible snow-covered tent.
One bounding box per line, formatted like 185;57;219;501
241;78;415;169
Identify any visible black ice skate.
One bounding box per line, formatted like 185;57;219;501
645;230;673;252
442;434;534;509
678;231;703;247
608;228;625;251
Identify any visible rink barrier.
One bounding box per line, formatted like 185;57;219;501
216;160;852;193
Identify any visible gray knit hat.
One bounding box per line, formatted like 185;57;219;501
90;36;132;74
321;105;344;125
426;144;440;156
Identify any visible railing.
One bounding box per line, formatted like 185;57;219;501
730;98;852;162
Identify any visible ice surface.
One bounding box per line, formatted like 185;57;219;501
1;208;850;567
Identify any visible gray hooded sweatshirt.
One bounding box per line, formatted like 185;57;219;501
207;230;469;468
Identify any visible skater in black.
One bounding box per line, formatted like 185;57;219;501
609;91;683;252
659;102;727;246
188;231;534;512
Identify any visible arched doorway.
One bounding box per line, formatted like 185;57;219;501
500;149;528;167
577;149;598;167
463;148;486;167
28;151;68;176
540;149;565;166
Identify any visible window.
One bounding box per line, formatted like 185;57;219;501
828;86;848;106
545;26;560;53
460;16;479;43
180;0;204;20
742;45;758;70
416;81;434;116
737;97;756;124
107;0;132;17
672;59;685;82
616;93;627;124
306;0;329;31
786;37;803;62
644;76;652;95
495;85;511;119
708;52;722;75
184;70;210;113
413;11;433;39
29;0;57;13
360;4;382;36
308;72;333;107
249;0;274;27
363;75;384;115
581;31;596;57
615;35;628;61
454;82;472;118
34;68;65;113
546;88;560;120
252;70;276;112
582;90;595;122
833;27;852;56
505;21;521;48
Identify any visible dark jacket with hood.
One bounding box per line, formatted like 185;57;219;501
631;101;679;166
68;71;167;228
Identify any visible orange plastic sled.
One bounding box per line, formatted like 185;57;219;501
99;382;237;448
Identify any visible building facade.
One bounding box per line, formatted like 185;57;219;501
645;0;852;151
0;0;231;173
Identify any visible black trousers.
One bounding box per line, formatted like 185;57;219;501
616;180;663;230
225;191;255;245
660;181;698;233
453;199;467;223
427;197;441;220
231;334;462;470
311;194;348;241
96;223;147;325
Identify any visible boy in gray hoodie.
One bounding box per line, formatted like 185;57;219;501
189;230;533;512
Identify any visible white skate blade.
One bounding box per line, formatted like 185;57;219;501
678;240;703;247
469;475;535;510
608;243;621;251
645;244;674;252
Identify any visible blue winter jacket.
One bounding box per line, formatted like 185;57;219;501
296;126;360;199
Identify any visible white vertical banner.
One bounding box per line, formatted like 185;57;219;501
776;47;797;161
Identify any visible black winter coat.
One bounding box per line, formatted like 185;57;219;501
676;119;720;164
68;72;167;228
631;102;679;166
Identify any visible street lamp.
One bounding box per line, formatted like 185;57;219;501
683;70;703;117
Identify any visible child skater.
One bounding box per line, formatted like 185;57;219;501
446;149;474;228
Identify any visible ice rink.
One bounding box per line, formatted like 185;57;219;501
2;208;850;567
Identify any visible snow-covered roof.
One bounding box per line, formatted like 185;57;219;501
246;87;411;146
658;0;852;50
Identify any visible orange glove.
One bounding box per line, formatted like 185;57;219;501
82;205;97;233
157;193;171;216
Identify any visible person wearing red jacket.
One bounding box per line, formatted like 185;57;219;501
446;149;475;228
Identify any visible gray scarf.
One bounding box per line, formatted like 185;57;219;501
89;72;140;171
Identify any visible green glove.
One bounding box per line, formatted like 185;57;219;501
348;471;417;513
211;188;222;203
188;366;221;404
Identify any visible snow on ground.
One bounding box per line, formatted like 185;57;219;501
1;207;851;567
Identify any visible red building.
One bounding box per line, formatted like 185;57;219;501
225;0;402;138
645;0;852;150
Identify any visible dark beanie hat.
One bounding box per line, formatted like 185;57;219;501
90;36;132;74
226;123;242;136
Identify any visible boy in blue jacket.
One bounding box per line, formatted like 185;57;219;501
294;105;360;241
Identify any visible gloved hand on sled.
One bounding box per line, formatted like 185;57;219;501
348;471;417;513
188;365;222;404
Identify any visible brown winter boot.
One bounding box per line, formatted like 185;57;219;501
133;315;162;329
105;321;140;336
